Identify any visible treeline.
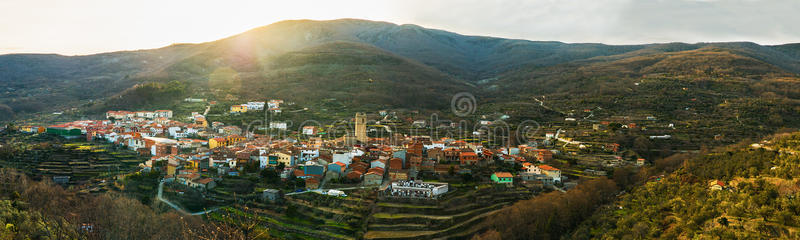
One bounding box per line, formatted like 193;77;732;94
0;168;255;240
479;178;618;240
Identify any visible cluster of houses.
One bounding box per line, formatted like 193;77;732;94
20;109;221;190
105;110;174;120
230;99;283;114
491;163;563;188
22;109;572;194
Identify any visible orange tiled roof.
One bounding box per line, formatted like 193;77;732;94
538;165;560;171
494;172;513;178
460;152;478;156
193;178;214;184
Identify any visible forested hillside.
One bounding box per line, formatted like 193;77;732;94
2;19;800;124
0;168;257;239
568;132;800;239
488;46;800;143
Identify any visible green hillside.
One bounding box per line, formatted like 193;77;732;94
569;132;800;239
151;41;472;110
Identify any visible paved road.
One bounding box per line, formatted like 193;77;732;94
157;181;220;215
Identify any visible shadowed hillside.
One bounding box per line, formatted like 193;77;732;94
2;19;800;123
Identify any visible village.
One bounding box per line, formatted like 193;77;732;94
14;97;670;239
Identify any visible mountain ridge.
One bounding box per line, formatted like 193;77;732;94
2;18;800;123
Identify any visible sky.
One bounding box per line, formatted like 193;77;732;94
0;0;798;55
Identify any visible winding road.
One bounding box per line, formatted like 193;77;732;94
157;180;220;215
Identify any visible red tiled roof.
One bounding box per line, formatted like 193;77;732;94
460;152;478;157
293;169;306;177
346;171;363;179
494;172;513;178
177;173;200;180
367;167;384;174
193;178;214;184
538;165;560;171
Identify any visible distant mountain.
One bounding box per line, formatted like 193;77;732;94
1;19;800;123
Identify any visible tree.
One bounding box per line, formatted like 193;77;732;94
260;168;279;184
612;167;636;189
0;168;243;240
717;217;729;227
488;178;618;239
631;222;650;239
632;136;652;157
461;173;474;182
276;162;286;172
242;161;259;174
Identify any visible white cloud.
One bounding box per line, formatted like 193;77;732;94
394;0;800;45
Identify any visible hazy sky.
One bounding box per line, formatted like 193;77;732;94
1;0;797;55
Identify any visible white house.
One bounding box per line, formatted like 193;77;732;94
244;102;265;111
302;126;317;135
424;141;445;150
255;149;270;169
269;122;287;130
299;149;319;163
332;151;353;166
155;110;173;119
267;100;282;109
529;165;562;182
127;138;145;151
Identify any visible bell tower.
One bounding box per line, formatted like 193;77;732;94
355;112;367;143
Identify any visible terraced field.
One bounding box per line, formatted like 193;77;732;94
212;189;377;239
217;184;536;239
0;133;145;184
363;187;534;239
